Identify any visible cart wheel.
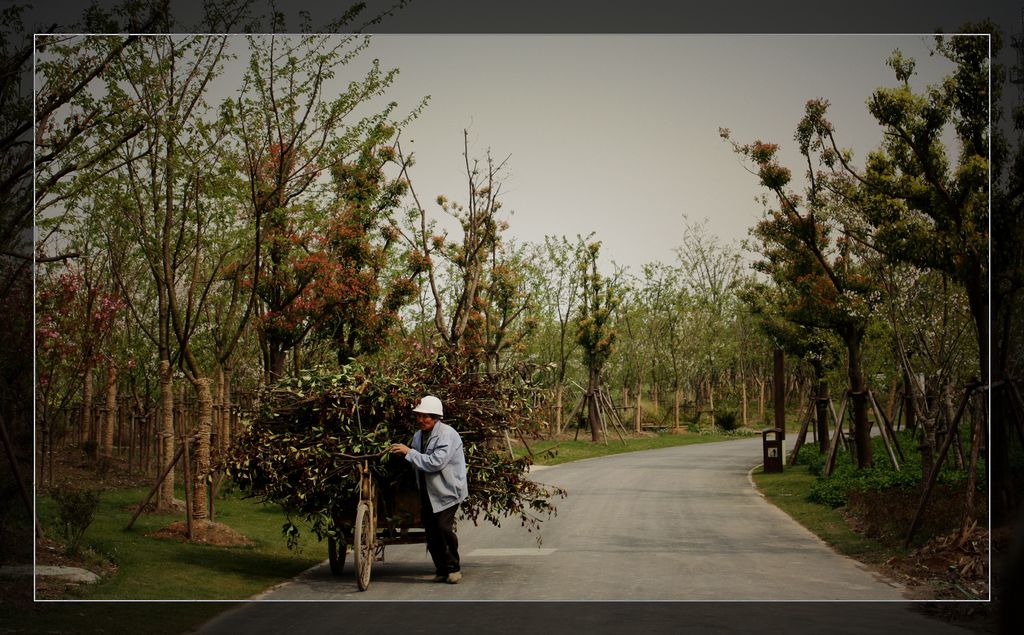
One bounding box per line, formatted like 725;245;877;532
354;501;374;591
328;534;347;576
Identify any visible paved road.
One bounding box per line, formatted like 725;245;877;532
195;438;979;633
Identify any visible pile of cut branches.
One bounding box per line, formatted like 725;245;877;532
222;352;565;547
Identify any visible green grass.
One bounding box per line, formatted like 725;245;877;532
7;428;831;634
3;487;328;633
751;463;900;564
35;486;324;600
515;428;755;465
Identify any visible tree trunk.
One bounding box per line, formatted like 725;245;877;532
964;273;999;523
904;371;917;433
708;382;716;428
756;377;766;423
943;382;965;469
588;370;604;443
845;330;872;468
634;381;642;434
674;389;680;429
885;377;899;422
191;377;213;521
224;365;236;447
741;378;748;427
215;364;226;455
554;384;563;437
268;340;287;383
82;366;94;450
815;379;830;453
156;360;177;511
102;362;117;458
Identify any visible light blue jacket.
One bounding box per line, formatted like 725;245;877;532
406;420;468;513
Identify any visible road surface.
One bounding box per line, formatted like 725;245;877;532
195;437;980;634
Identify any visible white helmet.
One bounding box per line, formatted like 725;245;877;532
412;395;444;417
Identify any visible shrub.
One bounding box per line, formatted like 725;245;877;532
716;410;738;431
51;486;100;556
795;444;826;475
805;430;985;508
80;439;98;459
223;354;566;549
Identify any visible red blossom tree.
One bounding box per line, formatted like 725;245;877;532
36;262;124;475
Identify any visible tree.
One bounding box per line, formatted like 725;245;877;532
95;34;233;516
877;263;976;479
313;134;419;366
795;29;1004;520
722;130;884;469
619;261;692;428
526;235;586;432
35;262;123;471
227;32;409;382
575;240;621;443
538;235;586;384
405;131;509;354
398;130;529;376
675;217;742;423
476;239;535;373
740;278;841;450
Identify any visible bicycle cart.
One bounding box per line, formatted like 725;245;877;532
326;460;427;590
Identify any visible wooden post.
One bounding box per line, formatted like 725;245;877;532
0;412;41;538
634;383;642;434
181;432;194;539
555;385;563;436
126;443;184;530
708;383;716;429
868;389;905;461
787;399;815;466
905;383;979;546
773;349;785;439
128;410;134;476
741;381;748;427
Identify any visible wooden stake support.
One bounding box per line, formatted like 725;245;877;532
822;392;849;478
126;442;184;530
180;433;194;539
0;412;43;539
787;398;816;466
905;382;979;547
867;389;901;471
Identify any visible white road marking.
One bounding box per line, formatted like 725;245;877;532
467;548;556;557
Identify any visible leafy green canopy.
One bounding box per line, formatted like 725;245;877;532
222;352;565;547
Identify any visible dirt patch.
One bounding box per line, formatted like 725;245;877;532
33;536;117;600
844;485;989;599
841;484;1004;633
147;520;256;547
37;445;156;494
844;484;986;548
880;524;989;600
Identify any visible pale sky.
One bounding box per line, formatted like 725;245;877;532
357;34;957;273
28;0;1014;274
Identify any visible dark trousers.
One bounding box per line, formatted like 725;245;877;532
422;499;460;575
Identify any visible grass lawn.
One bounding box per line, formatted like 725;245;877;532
9;428;898;634
35;486;325;600
36;485;323;602
751;463;901;564
5;486;328;634
515;428;755;465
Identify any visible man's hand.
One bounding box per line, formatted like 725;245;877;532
389;443;410;456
